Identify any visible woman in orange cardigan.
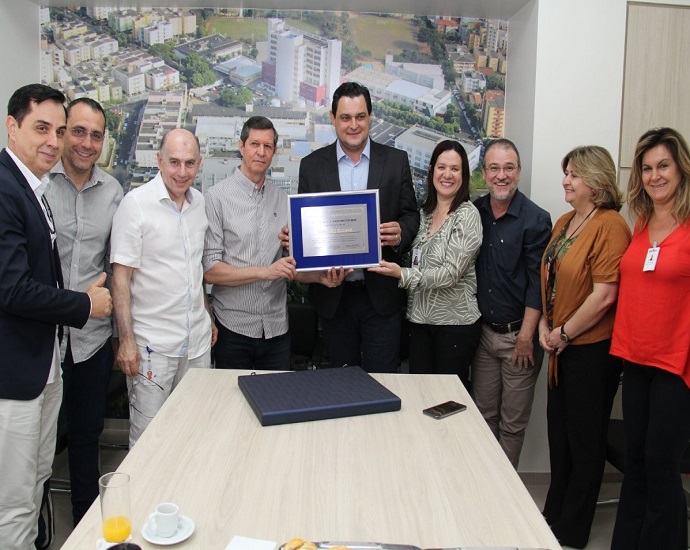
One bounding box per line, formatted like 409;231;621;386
538;146;631;548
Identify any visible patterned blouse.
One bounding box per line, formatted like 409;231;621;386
399;201;483;325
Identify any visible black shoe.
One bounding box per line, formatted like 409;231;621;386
35;488;54;549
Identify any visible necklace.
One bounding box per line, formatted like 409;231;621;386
544;206;597;322
550;206;597;264
565;206;597;240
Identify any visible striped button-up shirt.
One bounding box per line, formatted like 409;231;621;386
46;162;123;362
203;168;289;339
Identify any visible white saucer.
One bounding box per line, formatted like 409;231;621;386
141;515;195;545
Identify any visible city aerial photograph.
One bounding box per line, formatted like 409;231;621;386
40;6;508;200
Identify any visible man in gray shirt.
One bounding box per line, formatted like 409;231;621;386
45;98;123;525
203;116;296;369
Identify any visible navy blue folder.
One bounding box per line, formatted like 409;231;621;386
238;366;401;426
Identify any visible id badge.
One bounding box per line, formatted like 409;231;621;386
411;248;422;268
643;246;660;272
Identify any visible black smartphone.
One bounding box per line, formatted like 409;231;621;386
423;400;467;419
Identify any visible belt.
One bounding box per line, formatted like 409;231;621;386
485;319;523;334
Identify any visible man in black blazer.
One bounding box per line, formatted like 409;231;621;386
298;82;419;372
0;84;112;549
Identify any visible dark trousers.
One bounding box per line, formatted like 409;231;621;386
60;339;113;526
321;284;401;373
543;339;621;548
214;322;290;371
408;319;482;390
611;362;690;550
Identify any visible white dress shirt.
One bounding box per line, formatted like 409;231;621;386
110;173;211;359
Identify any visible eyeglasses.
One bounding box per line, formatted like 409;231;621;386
486;165;517;175
69;126;104;143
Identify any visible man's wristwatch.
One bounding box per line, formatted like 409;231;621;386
560;324;570;343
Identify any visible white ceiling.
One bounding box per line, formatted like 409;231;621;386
22;0;532;20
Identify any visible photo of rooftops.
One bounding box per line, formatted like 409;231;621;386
40;7;508;200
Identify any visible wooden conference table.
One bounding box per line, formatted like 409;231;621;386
62;369;560;549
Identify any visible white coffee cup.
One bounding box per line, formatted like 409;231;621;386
148;502;180;538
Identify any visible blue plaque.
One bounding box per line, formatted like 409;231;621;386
288;190;381;271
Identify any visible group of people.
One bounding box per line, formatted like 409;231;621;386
0;79;688;550
532;131;690;550
406;130;690;549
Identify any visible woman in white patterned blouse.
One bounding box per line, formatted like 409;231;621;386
369;140;483;388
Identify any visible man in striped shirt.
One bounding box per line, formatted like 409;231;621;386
203;116;295;370
44;98;123;527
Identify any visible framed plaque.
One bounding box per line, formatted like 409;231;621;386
288;190;381;271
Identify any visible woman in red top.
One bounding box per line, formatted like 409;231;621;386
611;128;690;550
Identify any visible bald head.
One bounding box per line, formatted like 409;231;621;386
157;128;202;207
160;128;200;156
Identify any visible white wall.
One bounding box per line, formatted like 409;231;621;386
0;2;40;149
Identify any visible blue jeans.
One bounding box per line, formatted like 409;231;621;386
214;322;290;371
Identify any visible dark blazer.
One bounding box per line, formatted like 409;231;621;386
298;139;419;318
0;149;91;400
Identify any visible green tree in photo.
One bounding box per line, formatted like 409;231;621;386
182;52;216;87
105;109;121;133
444;104;458;124
219;87;254;107
486;74;506;91
149;43;175;65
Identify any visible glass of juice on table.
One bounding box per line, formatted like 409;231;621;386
99;472;131;542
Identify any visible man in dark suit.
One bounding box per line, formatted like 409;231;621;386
0;84;112;549
298;82;419;372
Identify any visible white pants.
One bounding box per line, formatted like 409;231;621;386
127;346;210;448
0;380;62;550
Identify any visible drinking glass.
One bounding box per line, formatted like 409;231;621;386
99;472;132;542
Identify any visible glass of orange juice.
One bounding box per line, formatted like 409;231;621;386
99;472;132;542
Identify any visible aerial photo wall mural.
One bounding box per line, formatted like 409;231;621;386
40;6;508;200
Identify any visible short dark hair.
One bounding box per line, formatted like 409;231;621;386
240;116;278;147
422;140;471;215
67;97;107;131
331;82;372;116
7;84;66;126
483;138;521;168
160;128;200;154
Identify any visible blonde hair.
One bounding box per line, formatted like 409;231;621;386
561;145;623;211
627;127;690;227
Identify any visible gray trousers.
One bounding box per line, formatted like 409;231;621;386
472;324;543;468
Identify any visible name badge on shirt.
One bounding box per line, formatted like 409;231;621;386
643;245;660;272
412;248;422;268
